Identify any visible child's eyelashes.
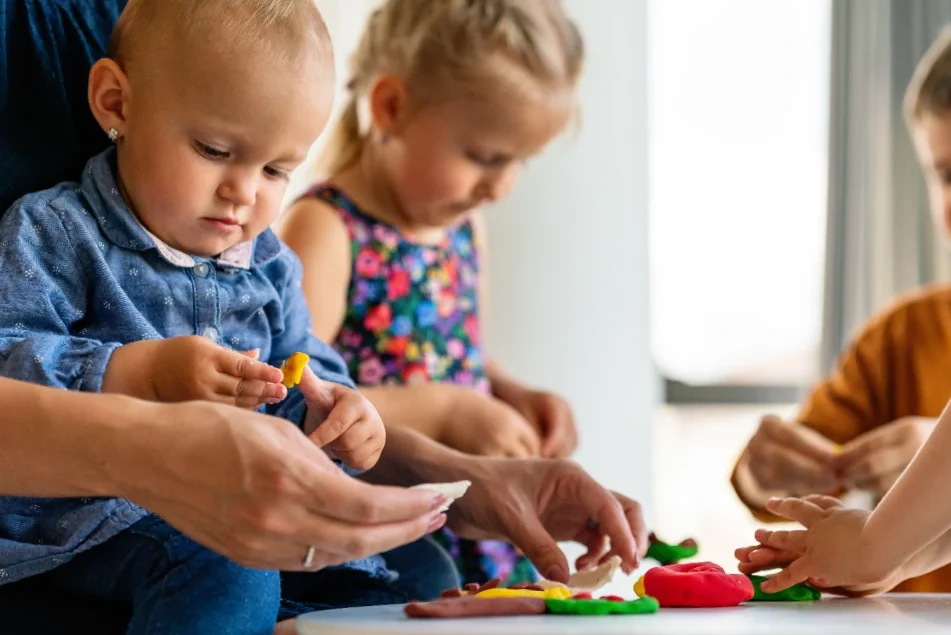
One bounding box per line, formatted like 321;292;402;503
194;140;229;161
465;150;511;169
194;140;290;180
263;166;290;181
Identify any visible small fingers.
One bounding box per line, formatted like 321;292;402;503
760;558;812;593
220;349;284;384
754;527;808;553
310;394;365;447
764;497;827;527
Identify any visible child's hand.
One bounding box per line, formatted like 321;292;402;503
745;495;892;593
443;393;541;459
103;336;287;408
503;388;577;458
297;366;386;471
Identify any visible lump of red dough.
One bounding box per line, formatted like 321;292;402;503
404;596;548;618
635;562;753;608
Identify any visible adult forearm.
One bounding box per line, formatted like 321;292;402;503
0;378;148;497
362;423;487;488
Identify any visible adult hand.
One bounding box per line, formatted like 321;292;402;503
116;400;447;571
446;458;647;582
742;415;839;495
836;417;936;499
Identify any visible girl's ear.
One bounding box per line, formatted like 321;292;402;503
88;58;132;138
367;73;411;138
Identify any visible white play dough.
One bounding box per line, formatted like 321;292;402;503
409;480;472;512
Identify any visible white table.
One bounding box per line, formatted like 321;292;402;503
296;594;951;635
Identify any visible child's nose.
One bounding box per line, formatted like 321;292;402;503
476;166;518;202
217;172;258;207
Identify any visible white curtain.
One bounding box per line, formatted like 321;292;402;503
822;0;951;372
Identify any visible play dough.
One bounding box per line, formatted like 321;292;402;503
646;532;699;565
634;562;754;608
279;352;309;388
747;575;821;602
409;480;471;512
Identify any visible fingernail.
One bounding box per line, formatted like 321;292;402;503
427;513;447;533
430;494;448;512
546;565;567;583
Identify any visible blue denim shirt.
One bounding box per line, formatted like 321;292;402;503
0;149;390;585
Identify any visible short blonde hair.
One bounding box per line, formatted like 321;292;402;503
905;25;951;126
321;0;585;175
108;0;332;69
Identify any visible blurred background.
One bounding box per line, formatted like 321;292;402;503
303;0;951;587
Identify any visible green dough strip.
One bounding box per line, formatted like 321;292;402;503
545;597;660;615
747;575;821;602
645;538;699;565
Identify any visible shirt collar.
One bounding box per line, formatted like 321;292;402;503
78;148;280;269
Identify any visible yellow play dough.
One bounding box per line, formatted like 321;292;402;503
633;575;647;598
280;352;309;388
475;587;573;600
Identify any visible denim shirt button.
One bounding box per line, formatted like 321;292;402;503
202;327;219;341
193;262;210;277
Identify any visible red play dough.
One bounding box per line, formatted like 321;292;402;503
600;595;625;602
641;562;753;608
572;592;593;600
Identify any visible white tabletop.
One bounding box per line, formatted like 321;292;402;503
296;594;951;635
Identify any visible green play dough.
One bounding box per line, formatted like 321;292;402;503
545;597;660;615
747;575;821;602
645;540;699;565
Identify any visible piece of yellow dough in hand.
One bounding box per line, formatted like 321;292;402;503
280;352;310;388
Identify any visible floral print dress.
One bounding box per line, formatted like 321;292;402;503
304;185;536;586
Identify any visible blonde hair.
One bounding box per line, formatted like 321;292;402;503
321;0;585;175
108;0;332;70
905;25;951;127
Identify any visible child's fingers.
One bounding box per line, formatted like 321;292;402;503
218;348;283;384
799;494;843;510
754;528;808;554
222;378;287;408
296;366;337;412
310;398;364;448
333;432;386;471
764;497;826;527
760;558;811;593
328;420;374;454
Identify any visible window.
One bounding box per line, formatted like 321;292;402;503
647;0;832;396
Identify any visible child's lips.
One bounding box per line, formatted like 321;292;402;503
202;217;242;232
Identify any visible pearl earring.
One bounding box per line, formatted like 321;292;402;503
108;128;119;142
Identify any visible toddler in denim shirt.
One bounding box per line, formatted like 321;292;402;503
0;0;392;631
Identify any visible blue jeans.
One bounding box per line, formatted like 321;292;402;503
1;515;280;635
0;515;460;634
